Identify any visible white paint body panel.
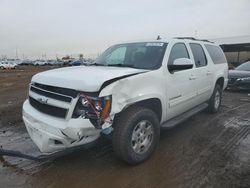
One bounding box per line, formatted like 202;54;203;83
32;66;146;92
22;38;228;153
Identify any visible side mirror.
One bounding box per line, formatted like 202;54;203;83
168;58;193;72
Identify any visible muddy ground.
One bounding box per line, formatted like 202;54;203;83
0;66;250;188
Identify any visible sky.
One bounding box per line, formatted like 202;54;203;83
0;0;250;59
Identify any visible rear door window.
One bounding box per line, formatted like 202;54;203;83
189;43;207;67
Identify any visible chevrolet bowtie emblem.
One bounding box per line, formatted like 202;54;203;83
37;96;48;104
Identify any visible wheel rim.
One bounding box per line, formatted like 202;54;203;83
131;120;154;154
214;90;221;109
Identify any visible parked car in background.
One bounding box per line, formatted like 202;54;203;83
0;62;4;69
19;60;32;65
54;60;64;66
69;60;92;66
0;61;17;69
228;61;250;90
34;60;47;66
69;60;83;66
228;62;241;70
8;61;18;69
46;60;57;65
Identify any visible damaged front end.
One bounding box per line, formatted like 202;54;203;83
22;83;115;154
72;93;113;134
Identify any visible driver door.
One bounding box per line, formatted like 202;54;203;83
166;42;198;120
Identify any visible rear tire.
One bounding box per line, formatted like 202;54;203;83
207;84;222;113
112;106;160;164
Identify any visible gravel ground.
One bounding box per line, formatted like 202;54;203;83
0;67;250;188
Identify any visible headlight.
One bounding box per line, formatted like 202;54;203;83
241;77;250;81
237;77;250;81
72;94;112;120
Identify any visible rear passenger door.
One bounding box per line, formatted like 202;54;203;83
189;43;213;103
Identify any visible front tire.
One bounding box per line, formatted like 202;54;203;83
112;106;160;164
207;84;222;113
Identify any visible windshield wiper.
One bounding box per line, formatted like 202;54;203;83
107;64;135;68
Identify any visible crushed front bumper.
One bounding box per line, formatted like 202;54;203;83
22;100;101;153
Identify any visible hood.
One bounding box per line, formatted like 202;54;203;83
32;66;146;92
229;70;250;78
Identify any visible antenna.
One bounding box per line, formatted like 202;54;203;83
194;30;198;38
15;48;18;59
156;35;161;40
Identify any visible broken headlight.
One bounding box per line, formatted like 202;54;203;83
72;94;112;122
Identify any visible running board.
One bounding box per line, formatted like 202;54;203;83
161;103;208;129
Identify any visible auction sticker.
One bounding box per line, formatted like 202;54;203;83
146;42;164;46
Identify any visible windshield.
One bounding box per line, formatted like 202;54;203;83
236;61;250;71
94;42;167;70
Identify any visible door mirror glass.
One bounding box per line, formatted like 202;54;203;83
168;58;193;72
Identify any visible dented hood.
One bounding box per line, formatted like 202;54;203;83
32;66;146;92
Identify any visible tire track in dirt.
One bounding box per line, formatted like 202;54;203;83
185;104;250;188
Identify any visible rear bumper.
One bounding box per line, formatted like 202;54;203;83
22;100;101;153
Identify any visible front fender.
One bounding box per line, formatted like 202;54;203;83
99;70;166;121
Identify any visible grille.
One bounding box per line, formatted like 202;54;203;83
28;82;76;118
30;85;72;103
29;97;68;118
33;83;78;98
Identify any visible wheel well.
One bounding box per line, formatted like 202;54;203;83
128;98;162;121
216;77;224;88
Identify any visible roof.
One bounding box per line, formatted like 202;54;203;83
120;37;215;45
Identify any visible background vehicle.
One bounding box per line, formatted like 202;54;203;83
228;62;241;70
0;61;17;69
22;38;228;164
0;61;4;69
34;60;47;66
228;61;250;90
69;60;83;66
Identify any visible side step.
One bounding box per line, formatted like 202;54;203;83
161;103;208;129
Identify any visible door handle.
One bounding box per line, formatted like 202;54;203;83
189;75;196;80
206;71;212;76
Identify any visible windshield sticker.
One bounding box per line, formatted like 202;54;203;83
146;42;164;47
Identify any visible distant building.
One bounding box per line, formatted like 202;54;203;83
210;35;250;65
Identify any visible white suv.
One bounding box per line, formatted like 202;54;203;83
22;37;228;164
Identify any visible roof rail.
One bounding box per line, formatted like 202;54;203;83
174;37;213;43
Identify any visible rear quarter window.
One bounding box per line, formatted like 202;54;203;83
205;44;227;64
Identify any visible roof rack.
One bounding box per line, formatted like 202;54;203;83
174;37;213;43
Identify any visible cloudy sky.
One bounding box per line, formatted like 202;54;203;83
0;0;249;59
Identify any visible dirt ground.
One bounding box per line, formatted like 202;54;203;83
0;66;250;188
